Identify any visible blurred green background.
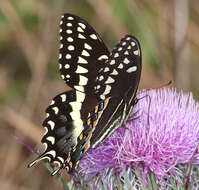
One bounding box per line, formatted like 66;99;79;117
0;0;198;189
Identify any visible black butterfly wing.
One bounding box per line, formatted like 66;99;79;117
92;35;142;147
70;35;142;169
95;35;141;100
28;14;110;175
59;13;109;94
28;90;86;173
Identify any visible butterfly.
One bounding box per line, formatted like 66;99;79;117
28;13;142;175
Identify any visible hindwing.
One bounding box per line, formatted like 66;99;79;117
28;90;86;173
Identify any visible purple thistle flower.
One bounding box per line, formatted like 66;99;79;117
74;88;199;188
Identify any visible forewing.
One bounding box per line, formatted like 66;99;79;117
95;35;141;100
59;13;110;94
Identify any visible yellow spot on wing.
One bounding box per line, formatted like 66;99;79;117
95;105;98;113
93;120;97;127
67;156;71;163
87;119;91;126
69;161;73;168
84;143;89;152
79;133;83;140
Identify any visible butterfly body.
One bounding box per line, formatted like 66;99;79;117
28;13;142;175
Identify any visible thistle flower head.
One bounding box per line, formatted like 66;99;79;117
74;88;199;188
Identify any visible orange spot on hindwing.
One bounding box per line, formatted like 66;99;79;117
79;133;83;140
69;161;73;168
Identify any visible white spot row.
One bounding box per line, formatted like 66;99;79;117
84;43;92;50
67;37;73;42
52;107;59;114
105;76;115;84
104;67;109;72
47;120;55;130
122;42;126;46
75;65;88;74
68;45;75;51
90;34;97;40
118;47;122;51
68;101;84;145
66;54;71;59
65;64;70;69
96;85;100;89
100;94;105;100
46;136;55;145
98;55;108;60
69;102;82;111
110;60;115;65
48;150;56;157
126;66;137;73
124;51;129;55
114;53;119;58
81;50;90;57
77;27;84;33
77;56;88;64
67;16;74;20
66;29;72;34
99;75;104;81
131;42;135;46
60;94;66;102
44;127;48;135
103;85;111;95
134;50;139;55
110;69;118;75
79;75;88;85
78;33;86;39
50;100;55;105
76;90;86;102
58;156;64;163
78;22;86;29
118;63;123;69
123;58;130;64
74;85;85;92
67;23;72;27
